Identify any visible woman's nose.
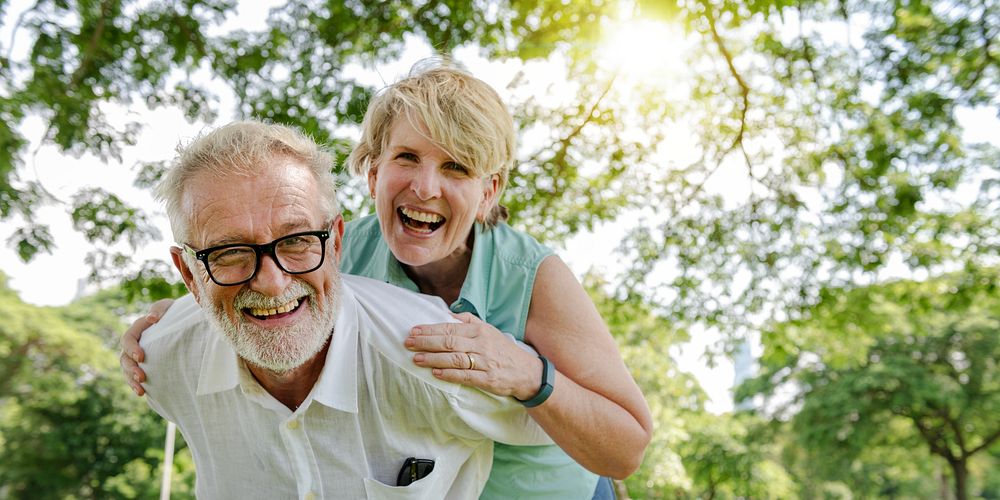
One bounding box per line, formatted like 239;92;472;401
410;164;442;200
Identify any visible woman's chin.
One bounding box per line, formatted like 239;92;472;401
392;247;439;268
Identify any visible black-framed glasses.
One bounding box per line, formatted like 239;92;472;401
184;230;331;286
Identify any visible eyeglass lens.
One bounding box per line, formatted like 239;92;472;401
205;233;325;285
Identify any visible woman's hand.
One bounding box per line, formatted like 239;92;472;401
405;312;544;401
119;298;175;396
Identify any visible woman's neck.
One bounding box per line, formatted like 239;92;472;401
402;230;475;305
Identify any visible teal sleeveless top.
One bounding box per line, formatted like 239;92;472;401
340;214;599;499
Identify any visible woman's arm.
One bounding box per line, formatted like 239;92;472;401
521;255;653;477
119;298;176;396
406;255;653;478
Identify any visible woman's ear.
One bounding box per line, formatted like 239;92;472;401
367;165;378;199
477;174;500;221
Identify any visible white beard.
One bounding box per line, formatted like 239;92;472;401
202;272;341;374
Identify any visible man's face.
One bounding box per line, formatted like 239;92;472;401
170;157;344;373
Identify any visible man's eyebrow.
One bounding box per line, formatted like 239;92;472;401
276;221;316;235
202;222;317;248
201;232;250;248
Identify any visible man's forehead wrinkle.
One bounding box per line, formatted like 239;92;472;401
185;176;322;248
186;194;242;246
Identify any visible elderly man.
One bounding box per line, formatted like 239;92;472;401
139;120;549;499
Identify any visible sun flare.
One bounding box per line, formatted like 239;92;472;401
597;18;689;84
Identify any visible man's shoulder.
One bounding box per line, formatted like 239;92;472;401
342;274;458;389
343;274;451;315
139;294;208;348
139;294;213;376
138;294;214;418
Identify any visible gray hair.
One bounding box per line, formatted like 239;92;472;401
157;120;339;243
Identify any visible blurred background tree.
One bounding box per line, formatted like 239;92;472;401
0;272;195;498
741;270;1000;500
1;0;997;497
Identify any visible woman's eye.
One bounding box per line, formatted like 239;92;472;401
443;162;470;175
395;152;418;162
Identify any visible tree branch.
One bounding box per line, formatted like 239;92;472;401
523;73;617;169
679;1;754;206
966;425;1000;457
5;4;39;63
702;0;750;161
912;415;956;462
958;5;998;93
943;408;967;455
68;0;114;88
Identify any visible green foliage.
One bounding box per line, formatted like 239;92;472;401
585;274;695;496
617;0;1000;340
679;413;796;500
1;0;649;288
0;271;192;497
746;270;1000;499
70;188;160;248
587;276;800;499
1;0;998;496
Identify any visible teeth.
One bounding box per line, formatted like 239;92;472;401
401;207;443;224
249;298;300;317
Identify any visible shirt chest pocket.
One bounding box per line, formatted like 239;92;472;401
362;469;442;500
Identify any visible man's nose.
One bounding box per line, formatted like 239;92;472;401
250;253;292;297
410;164;442;200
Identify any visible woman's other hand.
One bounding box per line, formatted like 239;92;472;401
119;298;174;396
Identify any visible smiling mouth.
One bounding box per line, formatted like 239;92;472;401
244;297;305;320
398;207;445;234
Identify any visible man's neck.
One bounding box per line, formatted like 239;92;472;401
245;339;331;411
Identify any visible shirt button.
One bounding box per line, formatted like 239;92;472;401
287;419;300;430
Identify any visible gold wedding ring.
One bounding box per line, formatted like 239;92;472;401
467;352;477;370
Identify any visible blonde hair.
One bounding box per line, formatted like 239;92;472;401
347;60;515;226
157;120;339;242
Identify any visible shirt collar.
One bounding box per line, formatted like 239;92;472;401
195;284;360;414
381;244;420;294
196;326;241;396
311;286;359;413
452;223;493;318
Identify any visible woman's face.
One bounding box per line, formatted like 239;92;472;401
368;118;498;268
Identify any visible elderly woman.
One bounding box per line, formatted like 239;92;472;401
121;62;652;499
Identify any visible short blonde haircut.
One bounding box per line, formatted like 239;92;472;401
157;120;339;243
347;61;515;226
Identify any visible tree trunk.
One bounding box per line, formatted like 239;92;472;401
949;458;968;500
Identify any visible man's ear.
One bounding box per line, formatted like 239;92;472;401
329;215;346;266
170;246;202;304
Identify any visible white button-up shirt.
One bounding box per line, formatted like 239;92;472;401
140;274;551;499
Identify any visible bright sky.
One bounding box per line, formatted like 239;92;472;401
2;1;997;414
